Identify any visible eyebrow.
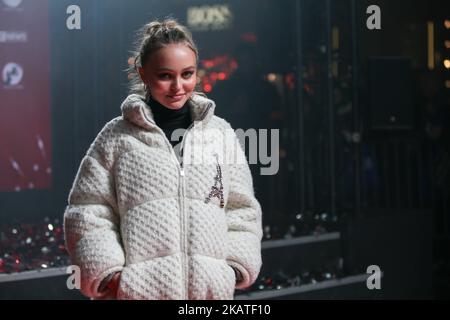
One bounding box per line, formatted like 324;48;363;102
156;66;196;72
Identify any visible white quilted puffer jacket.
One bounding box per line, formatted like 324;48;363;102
63;93;262;300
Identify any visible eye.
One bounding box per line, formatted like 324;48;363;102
182;71;194;79
158;73;171;80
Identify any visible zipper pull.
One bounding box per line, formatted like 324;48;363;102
180;167;185;176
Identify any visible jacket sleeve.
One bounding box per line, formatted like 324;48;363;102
63;132;125;299
225;130;263;290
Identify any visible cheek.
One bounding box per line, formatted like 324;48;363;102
184;77;197;91
150;80;170;92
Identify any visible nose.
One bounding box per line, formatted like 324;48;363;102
171;77;181;91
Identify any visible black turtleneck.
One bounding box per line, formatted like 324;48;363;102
148;97;193;147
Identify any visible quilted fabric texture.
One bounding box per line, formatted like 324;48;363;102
63;93;262;299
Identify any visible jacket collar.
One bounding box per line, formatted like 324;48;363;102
121;92;216;131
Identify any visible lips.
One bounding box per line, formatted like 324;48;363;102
167;93;185;99
166;94;186;103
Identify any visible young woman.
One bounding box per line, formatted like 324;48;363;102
64;19;262;300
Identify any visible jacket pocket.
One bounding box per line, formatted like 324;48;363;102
189;255;236;300
116;253;183;300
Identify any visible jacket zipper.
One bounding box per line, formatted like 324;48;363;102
143;103;212;299
177;104;211;299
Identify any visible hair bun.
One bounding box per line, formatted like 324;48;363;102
144;21;163;35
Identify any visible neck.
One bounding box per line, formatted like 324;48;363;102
148;96;190;122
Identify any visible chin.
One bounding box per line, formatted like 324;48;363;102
164;98;188;110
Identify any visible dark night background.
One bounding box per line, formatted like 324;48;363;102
0;0;449;299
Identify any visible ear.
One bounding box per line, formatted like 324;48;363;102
138;67;147;83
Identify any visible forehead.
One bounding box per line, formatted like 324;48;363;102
147;43;196;70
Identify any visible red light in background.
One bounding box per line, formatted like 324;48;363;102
203;60;214;68
198;55;238;92
204;84;212;93
304;84;312;93
285;73;295;90
241;32;258;43
218;72;226;80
